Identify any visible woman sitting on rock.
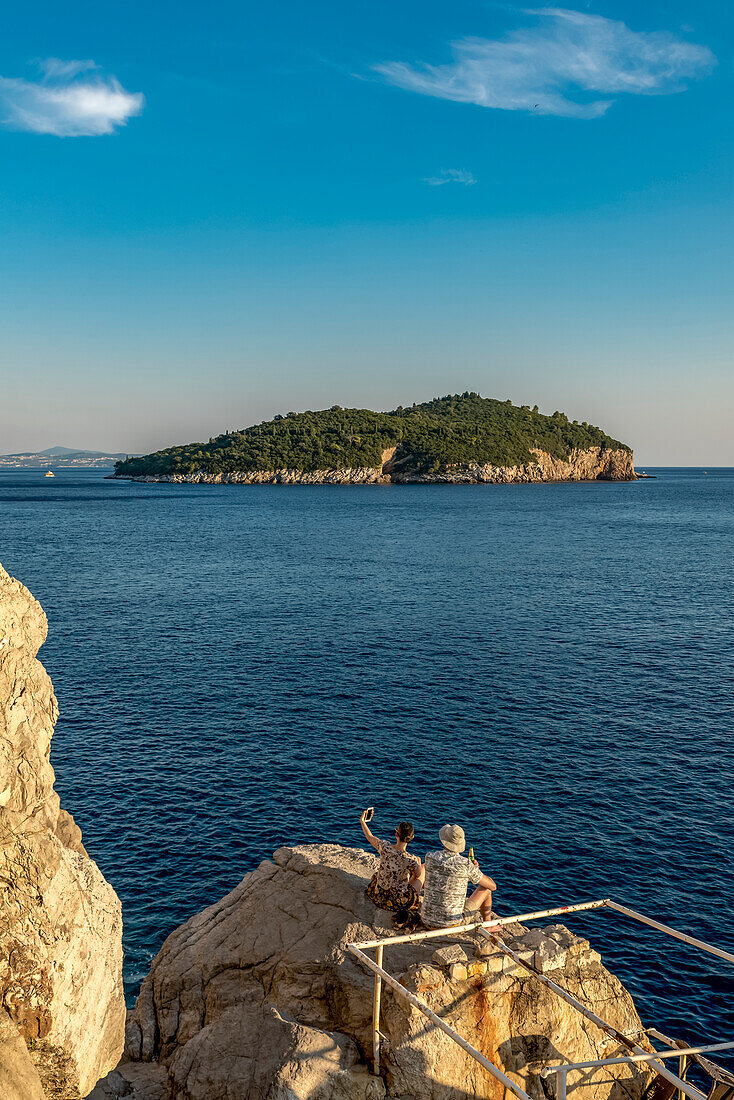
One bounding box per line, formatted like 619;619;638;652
360;808;424;913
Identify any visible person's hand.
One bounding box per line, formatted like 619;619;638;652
360;809;369;823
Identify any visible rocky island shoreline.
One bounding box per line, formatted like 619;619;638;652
116;445;635;486
112;393;637;486
2;562;664;1100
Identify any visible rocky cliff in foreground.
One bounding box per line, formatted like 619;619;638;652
0;564;125;1099
0;561;655;1100
117;446;636;486
95;844;654;1100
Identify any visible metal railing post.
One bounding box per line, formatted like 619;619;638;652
349;944;532;1100
556;1069;568;1100
372;943;383;1075
679;1054;688;1100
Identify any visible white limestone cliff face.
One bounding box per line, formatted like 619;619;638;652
114;446;635;486
392;446;636;484
104;843;653;1100
0;563;126;1098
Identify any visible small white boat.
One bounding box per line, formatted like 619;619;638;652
44;470;55;478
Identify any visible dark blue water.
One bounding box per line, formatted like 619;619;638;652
1;468;732;1052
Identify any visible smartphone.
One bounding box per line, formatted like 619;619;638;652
365;807;374;822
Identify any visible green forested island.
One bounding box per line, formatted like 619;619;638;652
114;393;631;480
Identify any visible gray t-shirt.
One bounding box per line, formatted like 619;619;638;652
421;849;483;927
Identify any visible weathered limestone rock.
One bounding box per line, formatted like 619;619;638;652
86;1063;168;1100
431;945;469;970
168;1004;384;1100
115;446;636;486
124;466;388;485
114;843;654;1100
0;563;126;1097
391;446;637;484
0;1007;45;1100
390;920;652;1100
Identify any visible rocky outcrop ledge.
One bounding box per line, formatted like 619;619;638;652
97;843;654;1100
114;446;636;486
0;564;125;1099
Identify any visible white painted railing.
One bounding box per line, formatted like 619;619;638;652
347;897;734;1100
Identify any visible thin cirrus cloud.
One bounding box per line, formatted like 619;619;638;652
374;8;715;119
0;58;144;136
425;169;477;186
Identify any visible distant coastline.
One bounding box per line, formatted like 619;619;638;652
0;447;126;469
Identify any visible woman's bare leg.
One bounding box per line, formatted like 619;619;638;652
407;866;424;893
409;866;425;893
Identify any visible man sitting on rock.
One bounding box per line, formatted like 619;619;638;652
421;824;496;929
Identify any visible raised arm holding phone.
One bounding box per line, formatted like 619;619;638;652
360;807;424;914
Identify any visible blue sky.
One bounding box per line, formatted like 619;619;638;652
0;1;731;463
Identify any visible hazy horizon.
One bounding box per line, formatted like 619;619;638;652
4;383;732;467
2;1;732;467
5;392;732;472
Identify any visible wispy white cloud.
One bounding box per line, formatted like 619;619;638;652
425;168;477;186
0;59;144;136
37;58;98;80
374;9;715;119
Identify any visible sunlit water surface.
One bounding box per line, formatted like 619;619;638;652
0;468;732;1051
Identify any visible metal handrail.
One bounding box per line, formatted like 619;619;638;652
479;925;708;1100
354;898;609;950
347;896;734;1100
605;901;734;965
538;1042;734;1100
542;1042;734;1073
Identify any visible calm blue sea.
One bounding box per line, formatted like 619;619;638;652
0;468;732;1050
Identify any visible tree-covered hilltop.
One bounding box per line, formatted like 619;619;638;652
114;393;630;477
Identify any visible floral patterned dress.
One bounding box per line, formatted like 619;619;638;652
366;839;421;912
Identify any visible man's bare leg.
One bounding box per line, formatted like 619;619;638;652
466;886;493;920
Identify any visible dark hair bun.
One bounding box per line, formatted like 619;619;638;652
396;821;415;842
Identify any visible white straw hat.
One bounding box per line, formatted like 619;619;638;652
439;824;466;853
